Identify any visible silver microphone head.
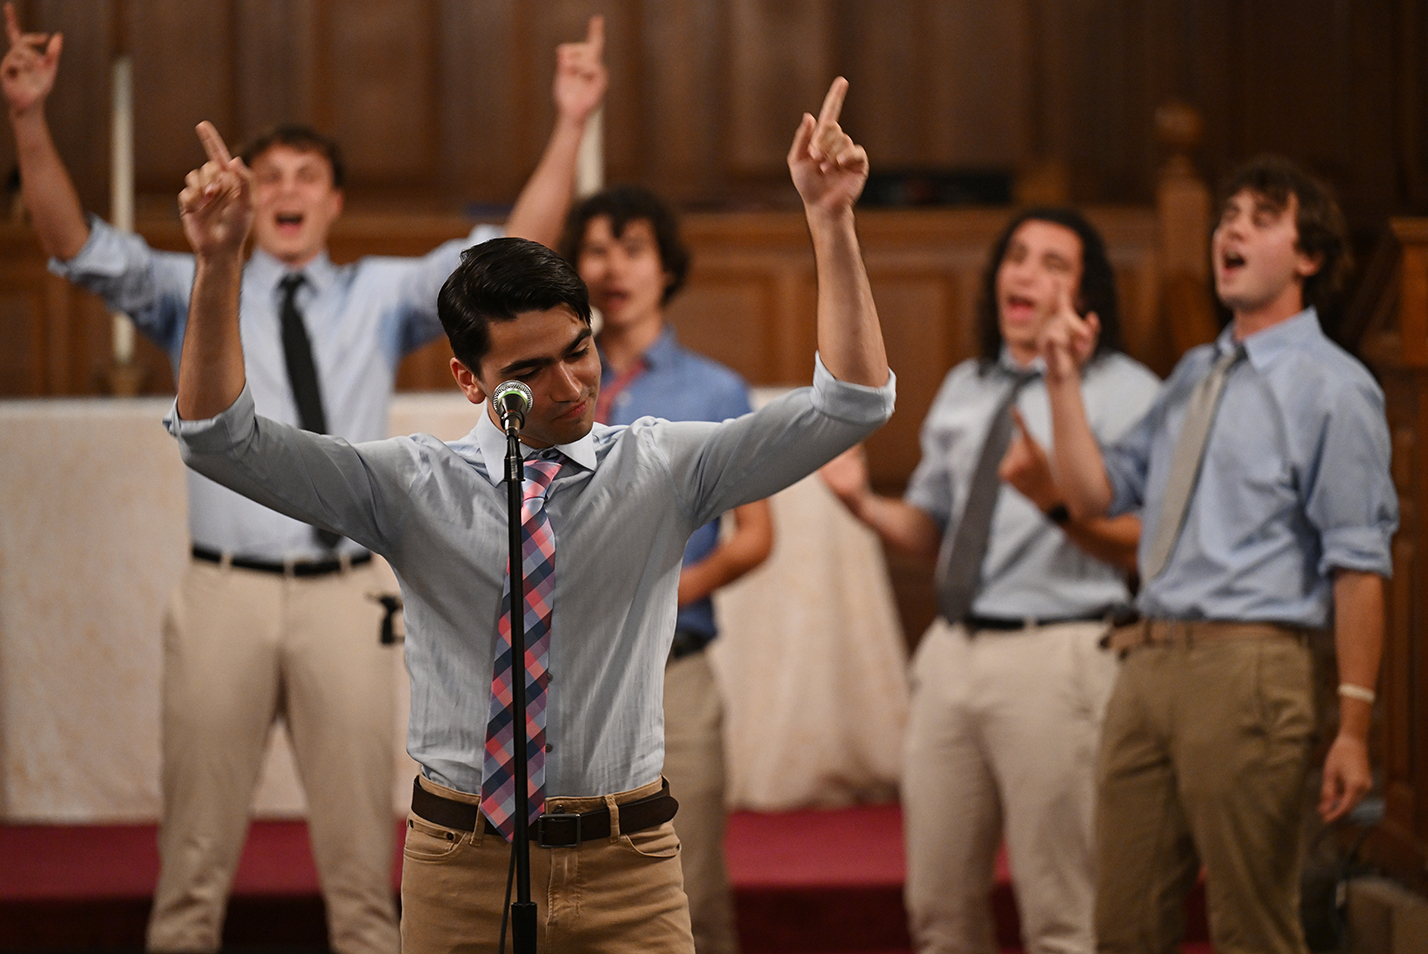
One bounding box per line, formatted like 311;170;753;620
491;380;534;425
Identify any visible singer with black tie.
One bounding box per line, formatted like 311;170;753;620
166;76;893;954
0;9;607;953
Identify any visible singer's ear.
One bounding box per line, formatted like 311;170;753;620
451;357;487;406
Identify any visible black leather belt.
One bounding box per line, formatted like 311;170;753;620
964;611;1111;631
192;544;372;577
668;629;709;663
409;777;679;848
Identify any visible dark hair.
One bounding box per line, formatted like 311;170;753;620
557;185;690;305
1217;155;1351;316
239;124;346;189
438;237;593;372
976;207;1123;365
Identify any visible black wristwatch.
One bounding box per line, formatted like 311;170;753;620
1045;503;1071;525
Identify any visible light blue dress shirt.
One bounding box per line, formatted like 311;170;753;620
52;215;501;560
598;327;754;644
169;356;895;797
1103;308;1398;627
905;351;1161;619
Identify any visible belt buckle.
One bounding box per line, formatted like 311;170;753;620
536;811;582;848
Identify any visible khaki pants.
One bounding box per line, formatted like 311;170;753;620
664;650;739;954
400;775;695;954
903;618;1118;954
147;559;398;954
1094;630;1315;954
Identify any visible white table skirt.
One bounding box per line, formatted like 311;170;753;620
0;393;907;822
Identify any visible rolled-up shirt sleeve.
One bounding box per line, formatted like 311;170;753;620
50;214;194;349
652;353;895;528
165;385;412;555
1304;379;1398;578
1102;404;1157;519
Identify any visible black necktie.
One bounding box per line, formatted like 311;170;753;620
934;368;1038;624
279;273;341;550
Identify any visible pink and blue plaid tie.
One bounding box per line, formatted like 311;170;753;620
480;455;562;840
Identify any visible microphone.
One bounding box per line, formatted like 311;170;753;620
491;380;534;434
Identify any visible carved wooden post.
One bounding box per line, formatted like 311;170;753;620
1153;101;1218;373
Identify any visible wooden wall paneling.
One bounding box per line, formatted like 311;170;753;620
726;0;833;179
1151;0;1235;192
1077;0;1148;202
666;272;782;385
1027;0;1099;197
1336;0;1400;227
836;0;930;170
129;0;235;195
316;0;438;193
920;0;1033;169
41;272;74;393
0;236;46;396
637;0;726;201
1401;0;1428;212
860;268;960;485
232;0;316;139
435;0;521;205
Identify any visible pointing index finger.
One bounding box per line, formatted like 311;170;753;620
1057;278;1078;317
196;121;233;166
585;14;604;57
5;4;23;47
816;76;848;128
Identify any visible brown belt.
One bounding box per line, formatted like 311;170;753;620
409;777;678;848
1104;619;1312;653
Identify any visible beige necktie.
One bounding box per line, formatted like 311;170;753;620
1141;345;1245;580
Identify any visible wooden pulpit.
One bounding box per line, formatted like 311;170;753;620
1357;217;1428;892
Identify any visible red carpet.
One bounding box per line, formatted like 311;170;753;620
0;806;1207;952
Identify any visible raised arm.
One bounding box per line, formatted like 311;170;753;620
788;78;887;388
175;122;253;421
504;15;607;248
1041;283;1114;518
1;3;88;259
821;445;942;562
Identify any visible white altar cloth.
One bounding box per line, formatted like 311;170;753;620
0;393;907;822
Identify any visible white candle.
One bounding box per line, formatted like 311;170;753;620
575;106;603;198
110;55;135;367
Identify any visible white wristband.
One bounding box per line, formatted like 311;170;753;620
1338;683;1377;705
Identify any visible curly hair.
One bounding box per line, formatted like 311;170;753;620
558;185;690;305
1217;155;1351;317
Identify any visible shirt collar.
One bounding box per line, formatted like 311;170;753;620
597;325;679;381
248;245;338;296
995;346;1046;377
1219;306;1321;371
471;401;598;483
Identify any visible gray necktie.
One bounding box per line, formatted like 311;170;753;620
935;369;1037;623
1141;344;1245;580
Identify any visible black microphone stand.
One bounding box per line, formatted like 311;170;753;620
503;415;538;954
